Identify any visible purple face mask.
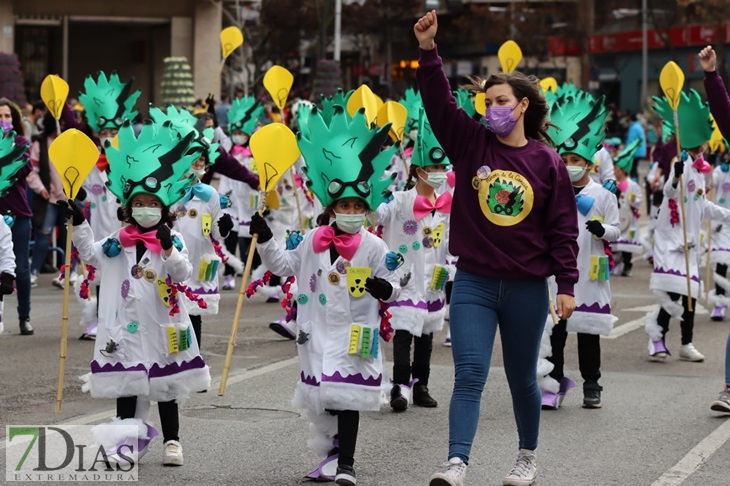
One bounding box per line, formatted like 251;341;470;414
0;120;12;134
483;105;522;137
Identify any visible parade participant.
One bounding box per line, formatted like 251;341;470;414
540;93;619;410
0;128;32;334
0;98;33;335
67;120;211;467
590;144;616;185
250;106;401;486
376;105;452;411
645;87;730;363
707;142;730;321
414;11;578;486
217;95;264;291
701;45;730;413
611;140;644;276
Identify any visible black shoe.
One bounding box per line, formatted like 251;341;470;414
335;465;356;486
583;388;602;409
19;318;33;335
390;384;408;412
413;384;438;408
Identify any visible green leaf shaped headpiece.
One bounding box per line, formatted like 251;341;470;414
228;95;264;135
148;105;219;166
78;71;141;133
652;89;713;150
453;89;477;118
547;92;608;162
411;106;451;168
0;131;30;198
319;88;352;127
105;121;200;207
399;87;423;134
297;106;396;210
613;138;642;173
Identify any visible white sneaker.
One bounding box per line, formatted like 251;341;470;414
162;440;183;466
503;449;537;486
679;343;705;362
429;457;467;486
30;273;38;288
52;273;64;289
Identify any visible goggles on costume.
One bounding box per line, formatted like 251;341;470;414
327;179;371;200
560;137;577;151
429;147;447;164
123;175;161;199
97;116;125;129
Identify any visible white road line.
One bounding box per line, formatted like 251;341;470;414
651;417;730;486
603;317;646;339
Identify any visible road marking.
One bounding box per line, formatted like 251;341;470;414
651;417;730;486
603;317;646;339
622;304;659;313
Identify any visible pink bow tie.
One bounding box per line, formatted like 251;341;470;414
413;192;453;220
231;145;252;157
119;226;163;254
692;157;712;174
312;225;362;262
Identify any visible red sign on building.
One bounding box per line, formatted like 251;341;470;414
588;22;728;54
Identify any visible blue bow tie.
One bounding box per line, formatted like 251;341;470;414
575;194;595;216
180;183;214;204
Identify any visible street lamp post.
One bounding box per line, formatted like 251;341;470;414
641;0;648;111
334;0;342;62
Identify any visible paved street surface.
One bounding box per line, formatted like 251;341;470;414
2;246;730;485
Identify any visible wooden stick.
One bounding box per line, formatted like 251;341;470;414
674;110;693;311
706;170;714;307
548;292;559;325
55;221;74;413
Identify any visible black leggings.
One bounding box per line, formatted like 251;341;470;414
392;330;433;387
326;410;359;468
547;319;601;390
117;397;179;443
717;263;728;296
190;314;202;347
657;292;696;345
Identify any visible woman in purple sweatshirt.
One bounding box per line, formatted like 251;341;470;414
415;11;578;486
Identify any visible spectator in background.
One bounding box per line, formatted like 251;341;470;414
215;94;232;131
21;102;44;139
625;112;647;180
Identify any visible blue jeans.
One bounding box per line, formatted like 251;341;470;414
448;270;548;462
31;203;62;275
11;216;31;319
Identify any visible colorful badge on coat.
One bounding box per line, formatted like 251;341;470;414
188;208;198;218
328;272;341;285
144;269;157;282
157;278;173;307
131;264;143;279
347;267;371;298
201;213;212;236
432;223;445;248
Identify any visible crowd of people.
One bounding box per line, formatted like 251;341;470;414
2;10;730;486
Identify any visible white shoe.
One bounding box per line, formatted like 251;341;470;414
429;457;467;486
162;440;183;466
503;449;537;486
679;343;705;362
30;273;38;288
52;273;64;289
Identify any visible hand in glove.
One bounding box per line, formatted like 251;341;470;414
0;271;14;296
156;223;173;251
364;277;393;300
675;152;687;178
75;186;87;202
60;199;86;226
286;230;303;250
250;213;273;243
585;219;605;238
217;213;234;236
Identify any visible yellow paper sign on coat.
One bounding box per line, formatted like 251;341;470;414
540;77;558;94
220;26;244;59
474;92;486;116
41;75;69;120
377;101;407;142
249;123;300;192
48;129;99;199
347;267;372;298
263;65;294;110
498;40;523;74
659;61;685;110
347;85;379;126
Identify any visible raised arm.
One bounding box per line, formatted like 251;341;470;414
701;46;730;140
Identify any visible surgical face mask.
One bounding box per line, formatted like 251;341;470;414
419;170;448;189
231;134;248;146
408;128;418;142
131;207;162;228
566;165;587;183
484;104;522;137
99;137;113;150
0;120;13;134
333;212;366;234
187;168;206;180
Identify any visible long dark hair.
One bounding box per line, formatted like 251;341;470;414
463;72;554;146
404;165;420;190
0;98;25;137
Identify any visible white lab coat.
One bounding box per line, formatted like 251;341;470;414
0;218;15;334
613;178;643;254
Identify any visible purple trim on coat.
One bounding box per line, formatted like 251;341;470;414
575;302;611;314
711;248;730;253
188;287;220;295
321;371;382;387
300;371;320;386
428;299;445;312
613;239;642;246
91;361;147;374
389;299;428;310
148;356;206;378
653;266;700;282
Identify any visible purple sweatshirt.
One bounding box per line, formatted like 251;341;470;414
417;47;579;295
705;70;730;141
0;134;32;218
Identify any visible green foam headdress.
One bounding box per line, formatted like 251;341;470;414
298;106;396;210
652;90;713;150
613;138;642;172
319;88;353;126
78;71;141;133
105;121;200;207
0;131;30;198
399;87;423;134
547;93;608;162
411;106;451;168
228;95;264;135
453;89;477;118
295;100;315;139
148;105;219;166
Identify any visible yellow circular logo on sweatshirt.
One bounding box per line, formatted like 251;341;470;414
477;169;534;226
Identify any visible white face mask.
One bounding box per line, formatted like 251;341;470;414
408;129;418;142
187;168;206;180
419;170;448;189
99;137;113;150
231;134;248;146
131;207;162;228
566;166;587;183
333;212;366;234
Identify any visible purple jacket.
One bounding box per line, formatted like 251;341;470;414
0;134;32;218
706;70;730;141
416;47;579;295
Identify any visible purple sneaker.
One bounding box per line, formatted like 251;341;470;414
648;338;669;361
711;306;726;322
556;377;575;407
305;452;338;482
541;390;559;410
